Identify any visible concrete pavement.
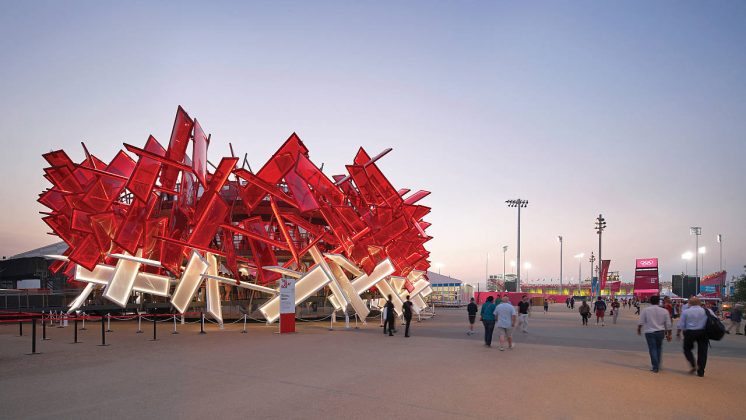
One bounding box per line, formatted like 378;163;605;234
1;304;744;419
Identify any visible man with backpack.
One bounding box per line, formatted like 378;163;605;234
676;296;717;377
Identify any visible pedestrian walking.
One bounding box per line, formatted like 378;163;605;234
494;296;517;351
594;296;607;326
570;297;575;309
634;300;640;315
384;295;396;336
579;300;591;326
402;295;413;337
676;296;714;377
611;298;620;324
638;295;672;373
663;296;674;320
543;299;549;314
725;304;743;335
480;296;497;347
566;297;570;308
517;295;530;333
467;297;478;335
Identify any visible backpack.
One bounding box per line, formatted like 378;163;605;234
705;309;725;341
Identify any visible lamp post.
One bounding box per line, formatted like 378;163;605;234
682;252;693;276
698;246;706;278
589;252;596;298
595;215;606;293
575;253;584;296
506;199;528;292
717;234;722;271
502;245;508;285
524;262;532;285
690;227;701;293
435;262;444;275
558;236;563;295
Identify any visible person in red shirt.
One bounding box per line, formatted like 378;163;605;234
663;296;674;319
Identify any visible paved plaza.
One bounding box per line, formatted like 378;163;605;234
1;304;745;420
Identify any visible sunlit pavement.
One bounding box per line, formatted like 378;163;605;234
1;304;744;420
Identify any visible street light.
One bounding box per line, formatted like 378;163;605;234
434;262;444;275
682;252;693;276
699;246;706;278
717;234;723;271
574;253;584;295
524;262;532;284
589;252;596;297
502;245;508;284
595;214;607;292
506;199;528;292
510;260;516;275
558;236;563;295
690;227;702;292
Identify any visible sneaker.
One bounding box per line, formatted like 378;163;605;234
499;346;504;351
509;343;514;349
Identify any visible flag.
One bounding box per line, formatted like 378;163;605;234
600;260;611;290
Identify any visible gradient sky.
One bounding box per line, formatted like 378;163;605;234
1;1;744;289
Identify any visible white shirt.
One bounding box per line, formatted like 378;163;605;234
639;305;672;333
493;302;516;328
678;306;713;331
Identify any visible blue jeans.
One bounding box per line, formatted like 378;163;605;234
483;320;496;346
645;330;665;371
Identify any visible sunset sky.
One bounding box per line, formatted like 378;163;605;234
1;1;744;288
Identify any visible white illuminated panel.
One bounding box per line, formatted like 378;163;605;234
103;250;143;307
398;278;430;315
412;295;427;312
263;266;303;278
407;270;425;284
171;251;209;314
351;258;395;293
67;283;97;313
108;253;163;267
259;264;332;323
202;274;278;295
204;253;222;323
76;264;169;296
375;279;404;316
325;253;363;277
328;260;369;318
75;264;114;285
309;246;350;311
421;285;433;297
328;294;343;311
390;276;406;293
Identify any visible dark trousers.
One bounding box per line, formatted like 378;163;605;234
384;315;395;335
483;320;496;345
645;330;665;370
683;329;709;375
581;314;589;325
404;317;411;336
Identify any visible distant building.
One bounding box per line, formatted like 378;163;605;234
427;271;473;305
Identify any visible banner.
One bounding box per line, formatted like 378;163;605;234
609;281;621;293
591;277;599;295
600;260;611;290
279;277;296;333
701;271;726;297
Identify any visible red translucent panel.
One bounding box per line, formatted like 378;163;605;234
197;157;238;216
89;211;119;253
160;106;194;190
257;133;308;182
113;194;157;255
44;166;83;193
189;196;229;248
192;119;210;188
270;197;299;264
353;148;401;208
43;150;75;170
38;189;68;212
371;215;410;246
234;168;297;210
221;228;239;280
68;234;102;271
80;174;127;213
403;190;430;205
70;209;93;234
127;136;166;202
143;216;168;261
284;170;319;213
106;150;137;178
295;154;344;205
241;218;281;285
177;172;198;223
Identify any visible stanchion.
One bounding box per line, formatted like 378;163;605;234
136;313;143;333
80;313;87;331
172;315;179;335
73;319;79;343
329;309;335;331
98;316;109;347
355;313;360;329
181;314;185;325
151;316;158;341
58;311;63;328
49;311;54;327
42;315;49;341
28;318;39;355
106;313;112;333
19;319;23;337
345;313;350;329
199;312;206;334
242;313;247;334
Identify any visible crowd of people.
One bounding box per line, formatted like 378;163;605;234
466;293;742;378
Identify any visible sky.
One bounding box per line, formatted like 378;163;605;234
0;1;744;289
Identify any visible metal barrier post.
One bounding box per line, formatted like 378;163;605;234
80;313;87;331
42;315;49;340
29;318;38;355
242;313;247;334
19;319;23;337
106;313;112;332
98;316;109;346
199;312;206;334
151;316;158;341
74;319;79;343
136;313;143;333
172;315;179;334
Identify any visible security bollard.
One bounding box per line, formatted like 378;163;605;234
98;316;109;346
242;313;247;334
73;319;79;343
172;315;179;335
19;319;23;337
42;316;49;341
151;316;158;341
199;312;206;334
80;313;87;331
106;313;112;333
30;318;38;355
